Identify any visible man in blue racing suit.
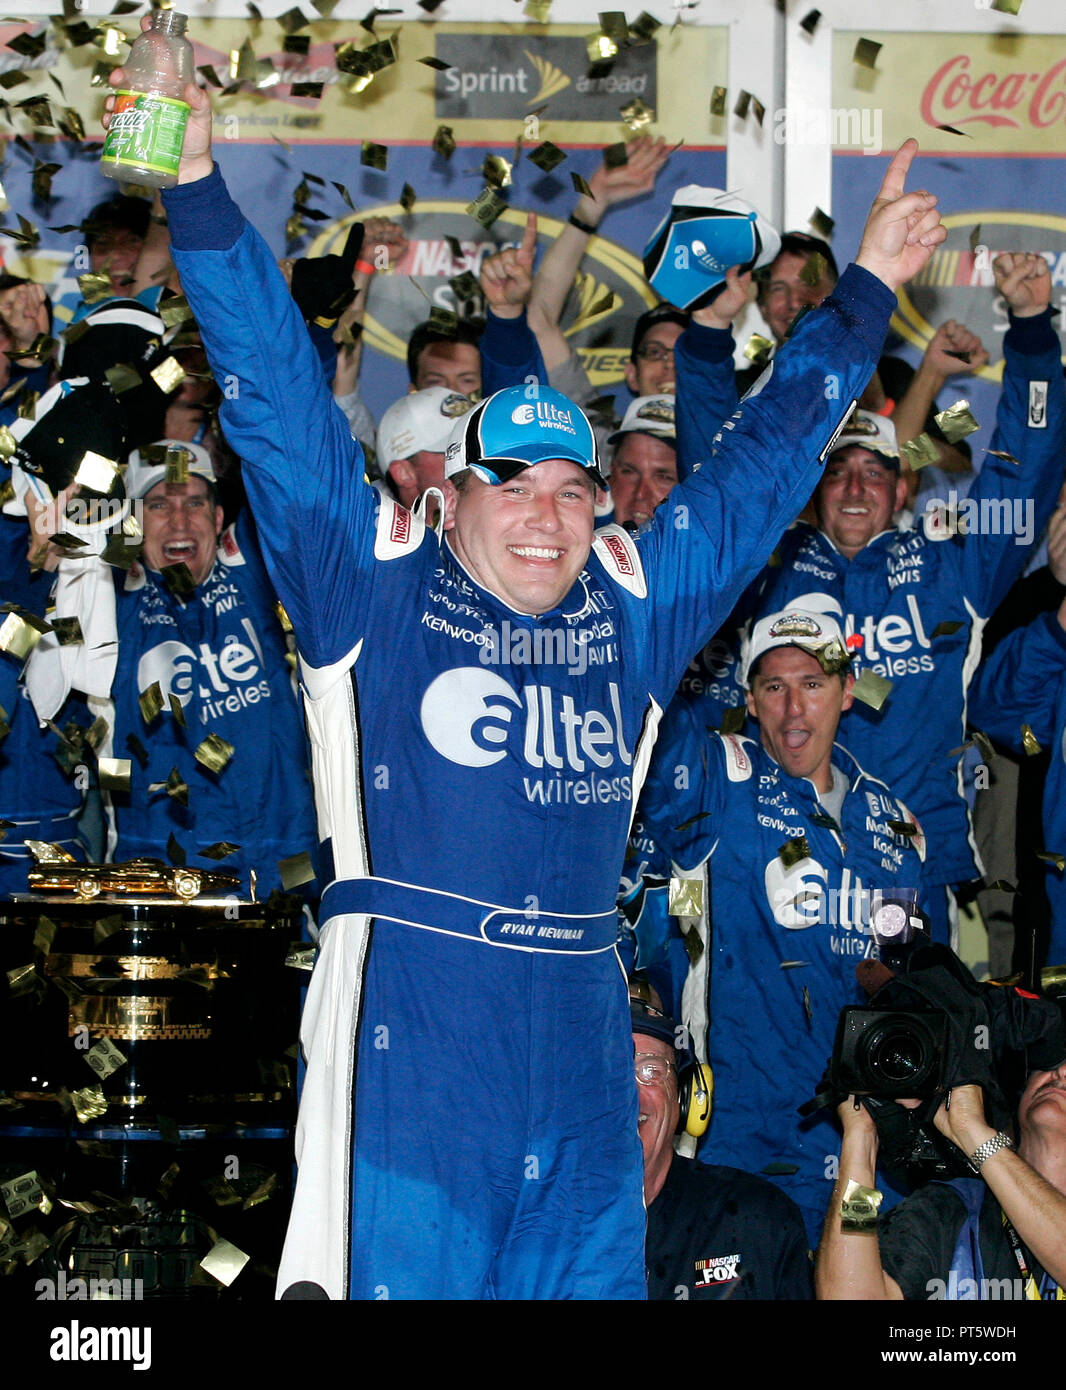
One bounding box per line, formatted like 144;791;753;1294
128;65;947;1300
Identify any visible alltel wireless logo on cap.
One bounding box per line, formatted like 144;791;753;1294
447;385;607;488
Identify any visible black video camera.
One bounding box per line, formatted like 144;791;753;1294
809;932;1066;1185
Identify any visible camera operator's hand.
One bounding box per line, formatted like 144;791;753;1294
931;1083;997;1157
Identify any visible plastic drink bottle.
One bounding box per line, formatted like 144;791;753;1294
101;11;194;190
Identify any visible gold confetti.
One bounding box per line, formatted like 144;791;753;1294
139;681;164;724
803;637;851;676
427;306;459;335
935;400;980;444
751;97;766;127
720;706;746;735
195;733;235;774
105;363;142;394
800;252;828;288
291;82;323;100
969;224;983;254
199;841;241;861
418;55;451;71
361;141;388;171
841;1178;882;1233
899;433;941;471
811;204;839;237
155;767;188;806
50;617;83;647
602;142;628;169
0;612;43;662
432;125;456;159
162;563;196;598
200;1237;250;1287
277;5;309;32
169;693;186;727
931;621;963;638
710;87;727;117
937;124;973;139
990;0;1022;12
526;142;564;175
800;9;821;35
887;820;917;837
778;836;812;869
524;0;551;20
628;11;661;43
853;38;882;69
620;98;654;130
1021;724;1042;756
972;730;996;764
743;333;774;366
1037;850;1066;872
229;39;258;83
668;875;703;918
482;154;512;189
466;187;506;229
149;356;187;394
586;34;618;65
84;1038;126;1081
70;1084;108;1124
985;878;1018;894
733;90;752;119
987;448;1022;467
279;850;315;889
164;447;190;484
851;668;893;711
571;171;593;198
97;758;131;791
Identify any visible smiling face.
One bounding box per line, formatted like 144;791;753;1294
446;458;596;615
634;1031;679;1205
625;321;683;397
141;476;223;587
758;249;837;344
747;647;854;792
609;434;678;530
815;446;908;560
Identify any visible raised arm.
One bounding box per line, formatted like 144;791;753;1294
106;68;377;669
816;1099;903;1300
478;213;548;393
526;136;670;371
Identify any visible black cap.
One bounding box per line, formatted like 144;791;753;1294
630;303;688;361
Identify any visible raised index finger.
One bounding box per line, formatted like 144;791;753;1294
876;138;919;203
520;211;537;256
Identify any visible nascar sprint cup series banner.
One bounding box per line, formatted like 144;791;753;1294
0;16;727;414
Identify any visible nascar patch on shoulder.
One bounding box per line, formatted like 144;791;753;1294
374;494;426;560
592;525;647;598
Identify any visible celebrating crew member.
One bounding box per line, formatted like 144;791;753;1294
108;49;947;1300
631;608;927;1239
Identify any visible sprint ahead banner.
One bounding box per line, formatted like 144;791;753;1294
0;17;727;409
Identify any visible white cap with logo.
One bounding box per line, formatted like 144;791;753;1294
829;409;900;469
743;607;848;686
376;388;474;469
607;394;677;448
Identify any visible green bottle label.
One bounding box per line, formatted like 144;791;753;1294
101;90;189;177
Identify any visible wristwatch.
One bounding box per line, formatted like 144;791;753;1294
968;1131;1015;1173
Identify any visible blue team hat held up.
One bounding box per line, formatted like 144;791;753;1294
643;186;781;312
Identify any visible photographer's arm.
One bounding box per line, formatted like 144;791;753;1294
815;1099;904;1299
934;1084;1066;1287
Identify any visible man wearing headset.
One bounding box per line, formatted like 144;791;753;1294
632;984;812;1299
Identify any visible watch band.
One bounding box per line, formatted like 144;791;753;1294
568;213;598;236
968;1131;1015;1172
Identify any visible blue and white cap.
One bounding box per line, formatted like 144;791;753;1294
443;384;607;489
643;186;781;312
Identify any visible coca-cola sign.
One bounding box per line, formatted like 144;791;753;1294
921;53;1066;132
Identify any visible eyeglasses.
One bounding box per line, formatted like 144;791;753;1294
635;1053;676;1087
634;343;675;363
